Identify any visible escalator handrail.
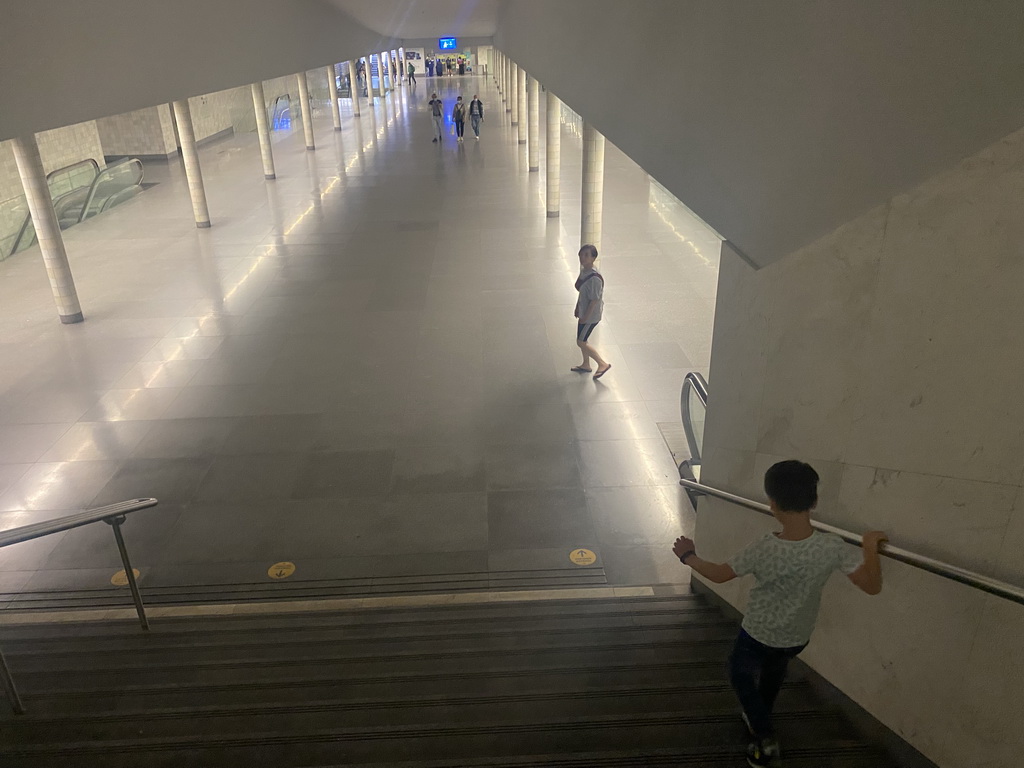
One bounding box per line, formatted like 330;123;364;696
78;157;144;224
680;371;708;463
678;478;1024;606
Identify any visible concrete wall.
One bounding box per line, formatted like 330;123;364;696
697;126;1024;768
97;107;176;158
0;0;388;141
494;0;1024;267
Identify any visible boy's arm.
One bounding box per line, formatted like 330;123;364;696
672;536;737;584
848;531;887;595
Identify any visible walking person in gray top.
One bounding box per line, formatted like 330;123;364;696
572;244;610;380
428;93;444;143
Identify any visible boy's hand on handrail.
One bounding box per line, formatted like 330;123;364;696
862;530;888;552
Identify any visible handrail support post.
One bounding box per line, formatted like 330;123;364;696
106;516;149;631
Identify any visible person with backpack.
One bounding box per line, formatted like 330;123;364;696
572;244;610;379
672;460;887;767
452;96;468;142
469;94;484;139
408;62;417;85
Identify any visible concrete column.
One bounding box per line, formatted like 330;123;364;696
326;66;341;131
347;60;361;116
506;59;513;115
250;82;276;179
546;90;561;217
510;63;519;124
11;134;84;323
517;67;528;145
296;71;315;150
171;99;212;228
378;53;387;96
581;122;606;250
399;48;405;83
364;57;373;103
528;75;540;169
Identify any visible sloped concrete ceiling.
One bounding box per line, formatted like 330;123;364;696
0;0;389;141
496;0;1024;266
331;0;500;39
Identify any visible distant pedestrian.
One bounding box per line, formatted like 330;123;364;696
427;59;435;77
572;244;610;379
428;93;444;143
436;59;444;77
459;59;466;75
452;97;467;142
408;62;417;85
469;95;484;139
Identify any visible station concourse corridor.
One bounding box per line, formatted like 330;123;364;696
0;74;721;604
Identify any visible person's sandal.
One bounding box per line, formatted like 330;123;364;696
570;366;592;373
593;364;611;380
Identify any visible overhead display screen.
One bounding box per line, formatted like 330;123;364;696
439;37;457;50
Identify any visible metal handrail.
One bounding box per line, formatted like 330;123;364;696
0;498;158;714
680;371;708;463
679;478;1024;607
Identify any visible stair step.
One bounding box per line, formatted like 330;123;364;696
0;568;609;610
0;594;703;640
4;684;823;743
18;658;773;714
4;617;730;662
0;711;875;768
0;600;716;652
303;744;895;768
12;637;736;690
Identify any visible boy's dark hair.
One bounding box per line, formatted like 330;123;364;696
763;460;819;512
579;244;598;259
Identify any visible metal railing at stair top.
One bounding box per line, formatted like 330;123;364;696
676;372;1024;608
0;498;158;714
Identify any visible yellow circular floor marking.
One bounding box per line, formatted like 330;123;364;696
569;548;597;566
110;568;140;586
268;561;296;579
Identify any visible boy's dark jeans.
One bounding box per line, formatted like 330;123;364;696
728;629;807;740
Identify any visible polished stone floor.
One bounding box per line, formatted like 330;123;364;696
0;74;721;600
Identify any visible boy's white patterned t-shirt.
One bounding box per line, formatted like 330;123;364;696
728;531;862;648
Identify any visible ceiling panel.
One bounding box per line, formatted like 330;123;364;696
330;0;500;39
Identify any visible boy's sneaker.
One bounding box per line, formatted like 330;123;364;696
746;738;781;767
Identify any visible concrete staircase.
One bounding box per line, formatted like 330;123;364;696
0;590;899;767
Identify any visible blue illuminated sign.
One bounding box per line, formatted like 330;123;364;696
439;37;457;50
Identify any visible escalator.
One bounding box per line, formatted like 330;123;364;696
1;158;146;261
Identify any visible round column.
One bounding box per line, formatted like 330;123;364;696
546;90;561;217
364;57;373;104
517;67;528;145
326;65;341;131
11;134;84;323
510;63;519;125
296;71;315;150
171;99;212;228
581;122;606;250
399;48;405;84
528;75;540;168
347;60;361;116
250;82;276;179
378;53;387;97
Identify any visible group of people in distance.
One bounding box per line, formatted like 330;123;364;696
427;93;484;143
427;56;469;76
